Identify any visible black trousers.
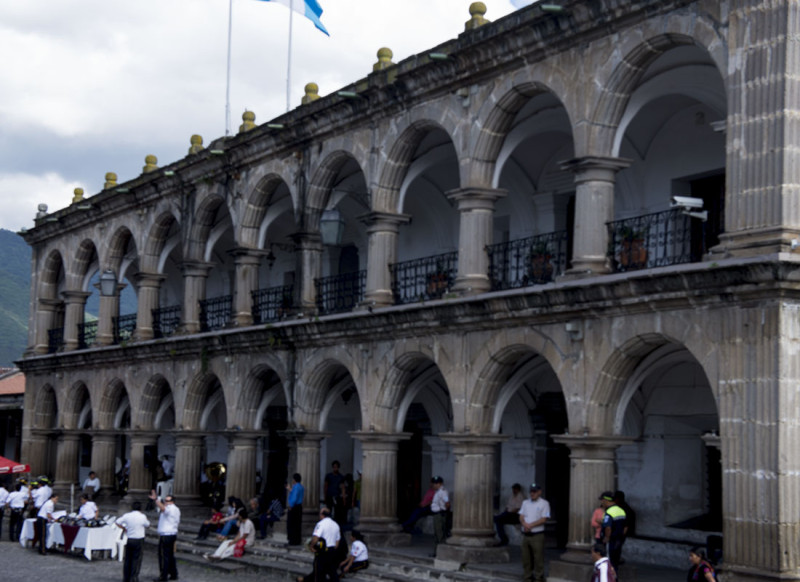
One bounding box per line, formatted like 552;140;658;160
9;509;23;542
35;517;48;554
124;538;144;582
287;505;303;545
302;549;339;582
157;534;178;580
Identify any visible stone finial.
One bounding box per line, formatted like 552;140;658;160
189;134;204;155
72;188;84;203
104;172;118;190
36;203;48;219
143;154;158;173
302;82;320;105
373;47;394;71
465;2;489;31
239;110;256;133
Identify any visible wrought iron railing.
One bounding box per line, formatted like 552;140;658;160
608;208;701;273
200;295;232;332
315;271;365;315
47;328;64;354
113;313;137;344
78;320;98;350
390;251;458;304
152;305;181;339
252;285;294;324
487;230;569;291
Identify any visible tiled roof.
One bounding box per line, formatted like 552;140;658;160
0;369;24;395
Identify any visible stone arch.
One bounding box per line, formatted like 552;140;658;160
137;374;172;429
373;119;457;212
39;249;65;301
240;173;295;248
296;348;361;430
141;210;180;273
106;226;136;272
236;363;288;429
62;381;91;429
589;32;727;156
183;372;225;430
72;238;99;290
470;81;574;188
33;384;58;430
305;151;369;231
96;378;129;430
186;193;227;261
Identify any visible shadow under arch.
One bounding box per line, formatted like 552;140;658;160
240;173;295;248
305;150;368;231
183;372;226;430
96;378;129;430
236;364;287;430
33;384;59;430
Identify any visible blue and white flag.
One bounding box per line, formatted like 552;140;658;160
256;0;329;35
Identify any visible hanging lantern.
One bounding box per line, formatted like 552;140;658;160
320;208;345;246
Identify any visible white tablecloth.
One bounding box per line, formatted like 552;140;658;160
19;518;58;548
49;522;120;560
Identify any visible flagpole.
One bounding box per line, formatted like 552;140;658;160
286;0;294;112
225;0;233;135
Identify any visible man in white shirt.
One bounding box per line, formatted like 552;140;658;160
149;489;180;581
33;478;53;511
519;483;551;582
430;476;450;556
494;482;524;546
7;484;27;541
82;471;101;500
298;507;341;582
0;482;8;537
78;493;99;520
35;492;58;555
117;500;151;582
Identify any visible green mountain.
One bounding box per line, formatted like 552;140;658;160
0;229;32;366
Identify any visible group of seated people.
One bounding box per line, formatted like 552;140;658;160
196;494;284;544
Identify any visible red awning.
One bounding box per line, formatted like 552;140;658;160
0;455;30;474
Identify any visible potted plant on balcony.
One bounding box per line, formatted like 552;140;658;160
618;226;647;269
426;263;450;297
527;241;554;283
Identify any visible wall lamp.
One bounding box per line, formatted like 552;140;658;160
320;208;345;246
540;4;565;12
99;269;118;297
429;53;450;61
337;91;360;99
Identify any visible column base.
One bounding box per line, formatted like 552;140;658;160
548;558;595;582
437;541;510;564
453;275;491;296
358;518;411;546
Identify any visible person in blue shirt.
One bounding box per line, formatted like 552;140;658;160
286;473;305;546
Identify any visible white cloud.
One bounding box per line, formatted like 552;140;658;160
0;172;81;232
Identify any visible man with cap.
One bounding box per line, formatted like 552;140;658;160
297;506;341;582
599;491;627;572
7;482;28;541
519;483;550;582
430;476;450;556
35;492;58;555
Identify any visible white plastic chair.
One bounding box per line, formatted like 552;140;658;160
114;527;127;562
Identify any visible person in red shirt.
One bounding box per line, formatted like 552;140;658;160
401;477;436;534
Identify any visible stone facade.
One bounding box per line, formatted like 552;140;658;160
16;1;800;580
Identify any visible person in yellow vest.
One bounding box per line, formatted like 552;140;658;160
599;491;627;572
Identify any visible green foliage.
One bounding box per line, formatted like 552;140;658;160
0;229;32;366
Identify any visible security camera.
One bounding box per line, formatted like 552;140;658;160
670;196;704;209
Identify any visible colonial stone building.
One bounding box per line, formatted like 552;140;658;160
16;0;800;579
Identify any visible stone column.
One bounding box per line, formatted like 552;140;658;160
132;273;164;341
438;433;510;564
54;432;80;494
180;261;212;334
230;249;263;326
351;431;411;545
560;157;631;277
361;212;410;308
90;432;117;498
60;291;91;351
126;432;159;500
173;433;203;503
282;430;327;533
446;188;507;296
226;433;259;501
25;432;51;477
291;232;323;315
95;283;124;347
548;435;634;580
31;299;61;355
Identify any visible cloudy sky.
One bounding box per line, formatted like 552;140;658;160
0;0;536;232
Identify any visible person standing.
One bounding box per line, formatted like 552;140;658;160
323;461;345;516
116;500;150;582
591;543;616;582
519;483;550;582
0;481;8;538
286;473;305;546
35;492;58;555
7;483;27;541
297;507;341;582
430;476;450;556
494;483;524;546
599;491;627;572
149;490;180;581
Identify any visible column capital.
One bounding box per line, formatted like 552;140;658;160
181;260;213;277
359;211;411;233
133;271;166;288
350;431;411;449
560;156;632;182
446;187;507;211
551;434;636;457
228;246;268;264
439;431;510;452
60;290;92;304
89;431;118;445
290;231;323;250
278;429;330;444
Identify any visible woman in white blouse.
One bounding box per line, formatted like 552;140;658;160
204;509;255;562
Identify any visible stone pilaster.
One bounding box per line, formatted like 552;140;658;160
225;433;259;502
180;261;212;334
31;299;61;355
446;188;507;296
126;432;159;501
548;434;634;581
25;432;51;477
351;431;411;545
437;433;510;564
560;157;631;277
90;432;117;497
230;249;263;326
95;285;123;347
718;2;800;256
173;433;203;503
360;212;411;308
60;291;91;351
132;273;164;341
291;232;323;315
54;432;80;493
